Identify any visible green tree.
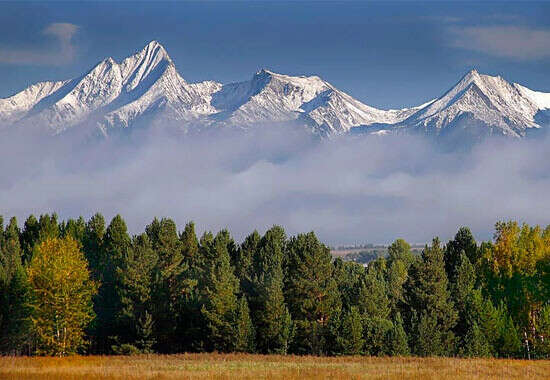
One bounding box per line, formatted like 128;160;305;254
337;306;364;355
0;265;33;354
27;237;97;356
285;232;341;355
387;313;409;356
251;226;293;354
235;296;255;352
96;215;131;353
201;230;240;352
445;227;478;281
115;233;158;353
404;238;457;356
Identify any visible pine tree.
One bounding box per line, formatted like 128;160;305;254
452;253;477;345
285;232;341;355
236;230;260;297
358;266;390;320
337;307;364;355
136;310;155;354
0;265;33;355
146;218;193;352
201;230;240;352
96;215;131;353
234;296;255;353
404;238;458;356
461;322;491;358
333;259;365;312
115;233;158;352
387;313;409;356
251;226;292;354
20;215;39;264
82;213;106;282
445;227;478;281
61;217;86;243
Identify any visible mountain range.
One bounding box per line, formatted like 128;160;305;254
1;41;549;141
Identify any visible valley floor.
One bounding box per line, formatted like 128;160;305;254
0;353;549;380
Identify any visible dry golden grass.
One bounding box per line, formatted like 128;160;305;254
0;353;549;380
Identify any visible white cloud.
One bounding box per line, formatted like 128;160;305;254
450;26;550;61
0;22;79;65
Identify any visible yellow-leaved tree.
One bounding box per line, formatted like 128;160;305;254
483;221;550;355
27;236;98;356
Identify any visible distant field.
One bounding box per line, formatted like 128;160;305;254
1;354;548;380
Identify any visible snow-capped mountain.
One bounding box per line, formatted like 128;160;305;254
1;41;549;141
0;41;425;137
395;69;550;138
0;41;219;135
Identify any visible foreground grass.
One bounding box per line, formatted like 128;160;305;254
0;353;549;380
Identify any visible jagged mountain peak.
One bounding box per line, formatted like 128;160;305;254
399;69;548;138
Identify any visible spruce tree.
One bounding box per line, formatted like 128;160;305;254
337;306;364;355
445;227;478;280
201;230;240;352
20;215;39;264
116;233;158;352
146;218;192;352
96;215;131;353
461;322;491;357
387;313;410;356
285;232;341;355
235;296;255;353
82;213;106;282
0;265;33;355
404;238;457;356
251;226;293;354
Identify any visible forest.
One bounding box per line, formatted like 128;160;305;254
0;213;549;359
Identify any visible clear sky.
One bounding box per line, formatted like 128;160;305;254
0;1;549;109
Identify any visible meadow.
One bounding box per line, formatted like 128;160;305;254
0;353;549;380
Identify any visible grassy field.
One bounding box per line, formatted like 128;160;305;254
0;353;549;380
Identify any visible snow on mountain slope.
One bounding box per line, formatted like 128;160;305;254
0;41;220;134
1;41;549;141
399;69;548;138
0;80;69;123
210;69;417;134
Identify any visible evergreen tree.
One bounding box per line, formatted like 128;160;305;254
236;230;260;297
0;265;33;355
404;238;457;356
135;311;155;354
445;227;478;281
333;259;364;312
146;218;193;352
337;306;364;355
235;296;255;353
20;215;39;264
251;226;293;354
387;313;409;356
285;232;341;355
201;230;240;352
61;217;86;243
449;253;475;345
115;233;158;352
82;213;106;282
96;215;131;353
461;322;491;358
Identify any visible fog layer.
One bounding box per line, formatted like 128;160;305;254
1;126;549;245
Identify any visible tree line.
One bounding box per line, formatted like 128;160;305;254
0;214;549;358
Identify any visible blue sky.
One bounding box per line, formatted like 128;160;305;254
1;1;549;109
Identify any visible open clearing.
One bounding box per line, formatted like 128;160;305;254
0;353;549;379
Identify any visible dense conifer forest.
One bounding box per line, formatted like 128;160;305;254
0;213;549;358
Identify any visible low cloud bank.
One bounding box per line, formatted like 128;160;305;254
1;125;549;245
